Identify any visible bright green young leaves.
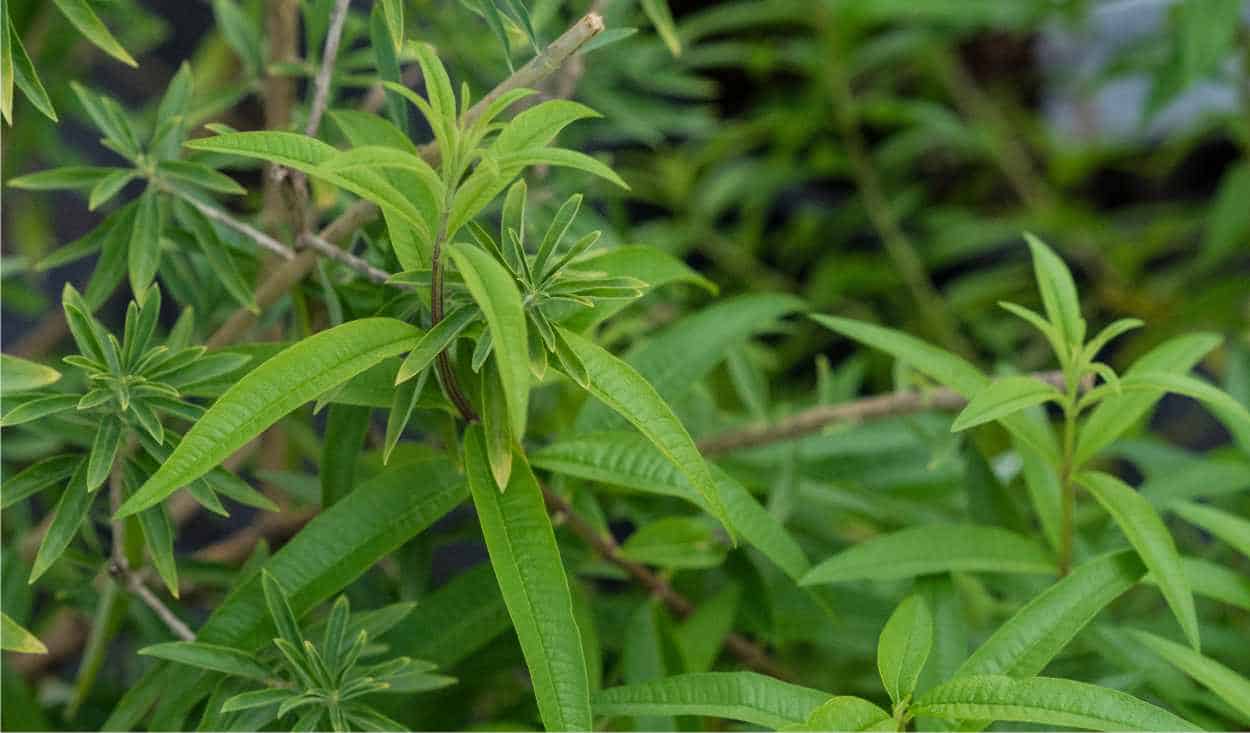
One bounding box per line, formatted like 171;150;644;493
0;354;61;395
464;426;592;731
117;319;422;517
789;697;893;732
951;375;1062;432
1129;629;1250;724
877;594;932;709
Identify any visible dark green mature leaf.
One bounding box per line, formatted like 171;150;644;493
0;394;80;427
139;642;271;681
957;550;1144;679
531;432;808;579
106;459;466;729
52;0;137;66
579;294;804;431
117;319;421;517
557;329;734;540
129;188;161;296
30;460;92;582
620;517;726;569
449;243;529;439
1;455;80;509
1128;629;1250;724
464;426;592;731
395;306;476;384
802;525;1054;586
912;675;1198;731
951;376;1061;432
592;672;830;729
1078;471;1199;651
5;9;58;122
382;563;509;669
877;594;932;706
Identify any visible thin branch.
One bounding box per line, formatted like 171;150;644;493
541;485;788;679
299;232;393;284
698;370;1069;456
109;562;195;641
170;188;297;259
305;0;352;138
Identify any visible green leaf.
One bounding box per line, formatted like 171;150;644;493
620;517;726;569
395;305;477;385
579;294;804;431
172;202;258;313
1078;471;1199;650
381;563;510;669
1;454;80;509
557;329;734;540
212;0;262;75
116;319;422;517
139;642;272;681
0;394;81;427
951;376;1062;432
640;0;681;56
877;594;932;707
1121;371;1250;439
493;99;599;154
801;524;1054;586
1128;628;1250;724
157;160;245;195
495;147;628;189
30;459;92;583
6;11;56;122
1023;233;1084;353
464;425;592;731
1170;501;1250;559
480;360;514;489
52;0;137;66
1075;333;1222;465
107;459;467;729
320;404;370;508
221;687;297;712
85;416;123;493
673;584;741;674
88;169;136;210
1;613;47;654
0;607;46;655
448;242;529;440
912;675;1198;731
129;188;162;296
8;166;125;191
380;0;403;51
1202;162;1250;264
812;313;1058;462
957;550;1144;679
0;354;61;395
592;672;830;729
135;501;179;598
789;697;893;732
531;432;809;579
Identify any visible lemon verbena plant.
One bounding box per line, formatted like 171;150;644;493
3;1;1249;732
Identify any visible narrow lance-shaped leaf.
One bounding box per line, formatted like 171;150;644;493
52;0;138;66
912;674;1198;731
0;354;62;395
957;550;1145;679
395;305;477;385
951;376;1062;432
116;319;422;517
1024;233;1084;354
129;188;162;297
448;243;529;440
139;642;272;681
1121;371;1250;440
1;455;81;509
877;594;932;707
1;612;48;654
801;524;1055;586
592;672;830;730
1170;501;1250;559
1128;629;1250;724
793;697;894;732
557;327;735;540
30;459;93;583
1078;471;1199;651
464;426;592;731
6;10;57;122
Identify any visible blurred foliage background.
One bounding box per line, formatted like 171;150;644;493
2;0;1248;729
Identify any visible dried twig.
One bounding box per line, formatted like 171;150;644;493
305;0;352;138
169;187;297;260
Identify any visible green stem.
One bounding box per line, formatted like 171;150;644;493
1057;367;1081;576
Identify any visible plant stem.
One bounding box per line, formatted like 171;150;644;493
1057;384;1080;576
305;0;352;138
